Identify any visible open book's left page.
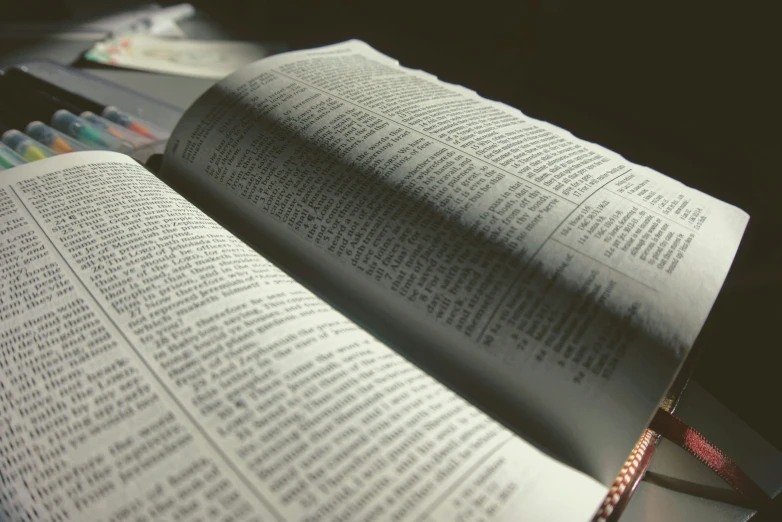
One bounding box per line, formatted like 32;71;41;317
0;152;605;521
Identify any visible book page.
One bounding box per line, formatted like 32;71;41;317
162;41;748;483
0;152;605;521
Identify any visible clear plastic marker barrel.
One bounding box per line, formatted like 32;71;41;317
1;130;56;161
25;121;89;153
50;110;134;154
80;111;153;148
101;106;167;141
0;142;27;169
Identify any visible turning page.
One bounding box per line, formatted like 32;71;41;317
0;152;605;521
162;41;748;483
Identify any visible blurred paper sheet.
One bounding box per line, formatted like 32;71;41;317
85;35;270;78
120;4;195;37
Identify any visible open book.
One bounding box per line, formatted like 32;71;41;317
0;41;748;521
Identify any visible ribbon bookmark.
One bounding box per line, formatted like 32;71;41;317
649;408;776;515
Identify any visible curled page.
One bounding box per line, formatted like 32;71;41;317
162;40;748;483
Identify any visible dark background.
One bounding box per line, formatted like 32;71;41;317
3;0;781;448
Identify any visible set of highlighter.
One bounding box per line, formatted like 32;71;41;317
0;67;166;171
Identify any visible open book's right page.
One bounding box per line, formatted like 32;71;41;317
162;41;748;484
